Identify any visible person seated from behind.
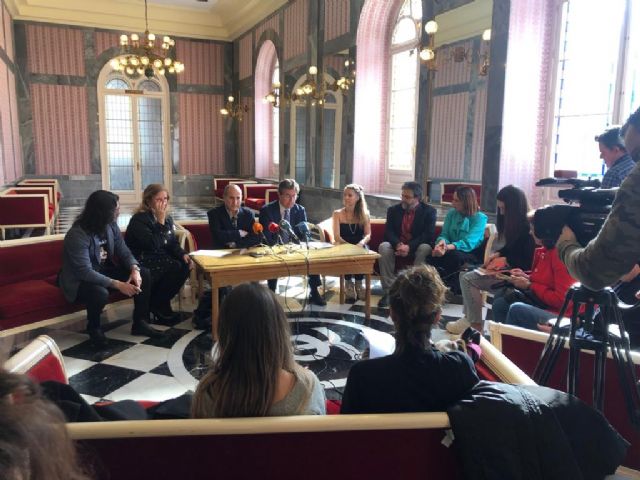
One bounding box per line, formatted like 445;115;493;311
377;181;436;308
427;185;487;294
596;126;635;189
191;282;326;417
0;370;90;480
500;209;577;329
59;190;162;347
208;183;261;249
341;265;479;414
332;184;372;302
125;184;193;325
259;179;326;306
447;185;535;334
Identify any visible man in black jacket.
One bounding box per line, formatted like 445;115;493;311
207;184;261;249
378;181;436;308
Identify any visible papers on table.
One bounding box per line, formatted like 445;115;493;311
306;241;334;249
190;250;232;258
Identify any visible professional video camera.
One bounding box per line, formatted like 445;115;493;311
534;177;617;247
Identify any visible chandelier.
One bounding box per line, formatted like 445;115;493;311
265;60;356;108
110;0;184;79
220;95;249;121
419;21;491;76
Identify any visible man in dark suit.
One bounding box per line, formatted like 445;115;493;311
207;184;260;249
378;181;437;308
259;178;326;306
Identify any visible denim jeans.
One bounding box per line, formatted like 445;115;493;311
505;302;557;330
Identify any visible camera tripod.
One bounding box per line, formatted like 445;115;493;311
533;284;640;427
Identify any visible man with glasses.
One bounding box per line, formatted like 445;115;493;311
259;178;326;306
377;181;436;308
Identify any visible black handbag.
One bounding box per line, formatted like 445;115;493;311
502;287;549;310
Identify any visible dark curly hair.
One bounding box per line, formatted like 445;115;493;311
74;190;119;235
389;265;448;354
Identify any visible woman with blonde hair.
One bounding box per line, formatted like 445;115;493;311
192;282;326;418
332;184;371;301
125;184;192;325
341;265;479;413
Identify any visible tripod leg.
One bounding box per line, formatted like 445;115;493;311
593;347;606;411
567;302;582;396
534;292;573;384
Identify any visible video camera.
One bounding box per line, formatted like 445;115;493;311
534;177;617;247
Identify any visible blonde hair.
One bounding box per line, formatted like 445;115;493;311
135;184;170;214
344;183;370;226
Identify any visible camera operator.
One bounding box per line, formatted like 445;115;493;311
596;126;634;188
557;107;640;292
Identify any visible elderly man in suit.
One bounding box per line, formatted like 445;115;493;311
259;178;326;306
207;183;261;249
377;181;437;308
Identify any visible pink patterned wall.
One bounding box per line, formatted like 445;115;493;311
433;42;473;88
470;83;488;181
3;4;12;62
26;25;85;76
94;31;120;58
325;0;350;41
8;69;22;180
177;40;224;86
500;0;556;207
353;0;403;193
283;0;309;60
178;93;225;175
238;34;253;80
429;92;469;179
255;14;280;42
0;60;13;184
239;101;255;175
31;84;90;175
0;4;5;53
324;55;345;75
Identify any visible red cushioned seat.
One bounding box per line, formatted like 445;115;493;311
244;198;266;210
0;280;71;320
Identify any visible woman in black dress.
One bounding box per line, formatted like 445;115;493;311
331;184;371;301
125;184;192;324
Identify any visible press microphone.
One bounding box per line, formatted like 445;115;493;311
252;221;268;244
295;221;312;247
268;222;280;234
279;219;299;243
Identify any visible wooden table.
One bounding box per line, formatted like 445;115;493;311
191;243;380;340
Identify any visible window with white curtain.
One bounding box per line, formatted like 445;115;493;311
386;0;422;192
549;0;639;179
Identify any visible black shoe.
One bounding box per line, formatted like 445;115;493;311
377;294;389;309
150;309;182;326
309;288;327;306
131;320;164;338
88;328;108;348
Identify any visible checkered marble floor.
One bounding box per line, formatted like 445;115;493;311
35;276;492;405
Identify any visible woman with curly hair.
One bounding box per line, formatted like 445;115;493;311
341;265;479;414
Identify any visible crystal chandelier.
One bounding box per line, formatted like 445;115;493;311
220;95;249;121
110;0;184;79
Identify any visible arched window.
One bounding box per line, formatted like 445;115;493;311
255;40;279;180
386;0;422;192
98;59;171;204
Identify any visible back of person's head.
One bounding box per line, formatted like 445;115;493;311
401;181;423;201
595;126;626;151
74;190;119;235
0;370;89;480
344;183;370;224
389;265;447;354
455;186;479;217
496;185;530;244
278;178;300;195
623;107;640;162
532;208;559;249
136;184;169;214
191;283;295;418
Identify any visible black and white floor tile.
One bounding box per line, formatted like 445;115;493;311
38;276;491;405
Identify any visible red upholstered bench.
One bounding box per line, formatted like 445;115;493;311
244;184;278;212
213;178;257;201
440;182;482;205
488;321;640;471
0;188;54;238
17;180;61;214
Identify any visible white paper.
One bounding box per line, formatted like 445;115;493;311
361;329;395;358
306;241;334;249
190;249;232;258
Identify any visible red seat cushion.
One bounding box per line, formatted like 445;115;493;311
244;198;266;210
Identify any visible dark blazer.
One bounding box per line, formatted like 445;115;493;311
207;205;260;249
125;211;185;260
497;225;536;271
59;222;138;303
383;202;437;254
259;200;307;246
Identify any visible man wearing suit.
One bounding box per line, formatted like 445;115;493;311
378;181;437;308
259;178;326;306
207;184;261;249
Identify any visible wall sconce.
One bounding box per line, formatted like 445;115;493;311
419;21;492;77
220;95;249;121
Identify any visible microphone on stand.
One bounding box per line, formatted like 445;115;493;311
252;221;268;245
279;219;300;243
295;221;312;248
268;222;282;245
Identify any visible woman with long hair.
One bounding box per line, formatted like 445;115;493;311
446;185;536;334
341;265;479;413
0;370;90;480
125;184;192;325
427;186;487;294
191;283;326;418
59;190;161;347
332;184;372;301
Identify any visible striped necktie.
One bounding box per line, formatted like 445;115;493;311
281;209;290;243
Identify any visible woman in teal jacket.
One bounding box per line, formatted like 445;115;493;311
427;186;487;293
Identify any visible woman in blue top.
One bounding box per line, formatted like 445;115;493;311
427;186;487;294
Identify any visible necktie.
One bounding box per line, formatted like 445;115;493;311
231;216;237;229
281;209;290;243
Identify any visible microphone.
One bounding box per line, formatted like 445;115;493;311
279;219;299;243
268;222;280;234
252;221;268;244
295;221;312;247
